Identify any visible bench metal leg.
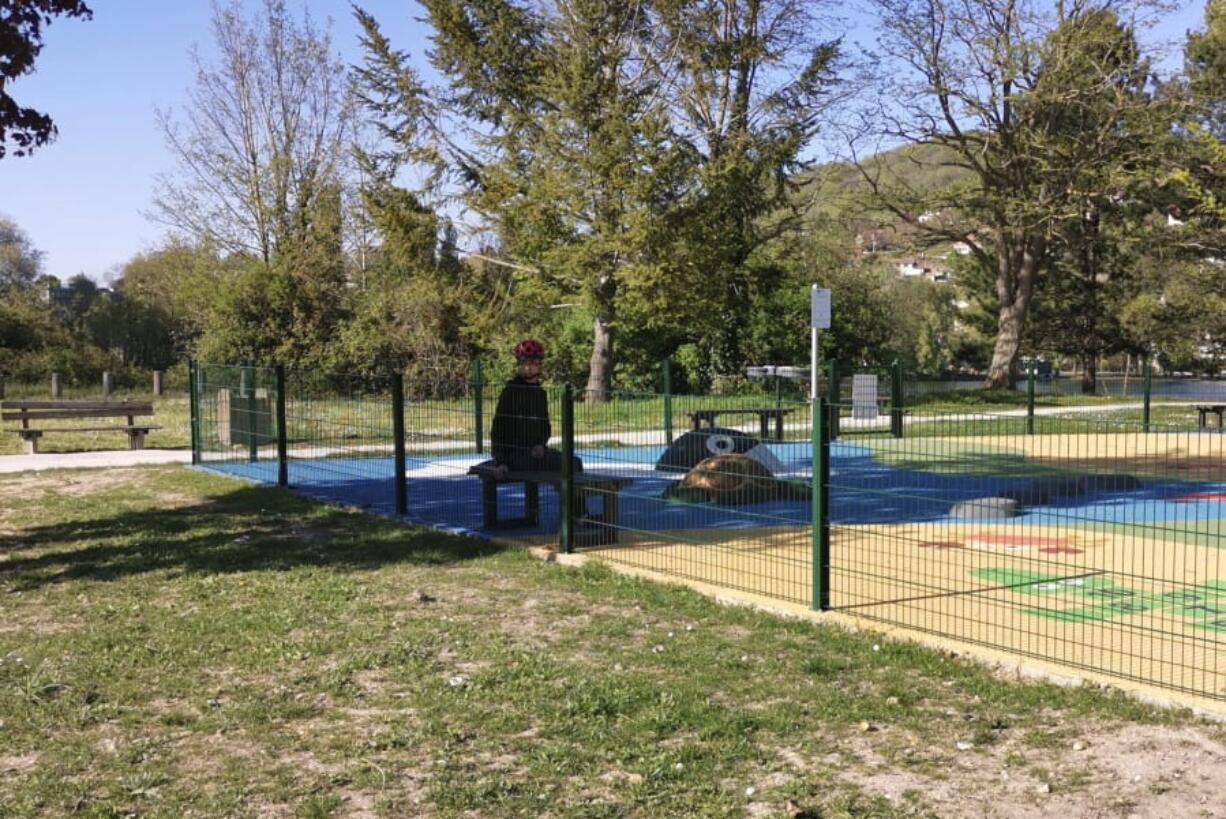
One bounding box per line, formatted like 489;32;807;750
24;435;38;455
525;481;540;525
575;485;621;548
129;430;147;450
482;479;498;529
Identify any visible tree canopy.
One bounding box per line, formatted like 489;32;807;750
0;0;92;158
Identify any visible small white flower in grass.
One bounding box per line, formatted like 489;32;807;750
448;675;468;688
685;624;694;632
956;741;973;751
652;645;665;654
745;786;756;797
872;644;880;652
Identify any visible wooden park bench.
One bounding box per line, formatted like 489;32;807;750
1196;404;1226;430
467;460;633;546
686;407;794;441
2;400;161;454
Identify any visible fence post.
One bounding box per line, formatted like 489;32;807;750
102;371;112;398
1026;363;1036;435
662;358;674;446
392;372;407;515
560;384;575;554
0;373;5;399
275;365;288;487
826;360;839;440
472;358;484;454
811;398;830;611
51;372;61;398
1143;356;1152;433
188;360;200;466
153;370;164;397
242;363;258;464
890;359;904;439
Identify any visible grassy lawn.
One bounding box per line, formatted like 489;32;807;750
2;466;1223;817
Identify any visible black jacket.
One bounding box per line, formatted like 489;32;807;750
491;377;551;465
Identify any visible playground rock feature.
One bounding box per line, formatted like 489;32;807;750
743;443;788;475
950;497;1020;519
655;427;761;472
664;453;810;506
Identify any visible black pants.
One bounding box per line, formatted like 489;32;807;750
504;447;583;474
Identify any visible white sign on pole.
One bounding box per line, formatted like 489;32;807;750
810;287;832;329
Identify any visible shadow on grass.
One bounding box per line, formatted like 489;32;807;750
1;482;504;592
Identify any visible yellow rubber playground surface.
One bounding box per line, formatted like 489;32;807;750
584;431;1226;700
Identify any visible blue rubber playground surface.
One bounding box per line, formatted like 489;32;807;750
200;440;1226;542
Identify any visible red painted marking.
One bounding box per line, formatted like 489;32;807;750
920;541;964;550
1038;546;1084;555
1172;492;1226;503
970;533;1072;547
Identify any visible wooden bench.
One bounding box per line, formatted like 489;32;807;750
467;460;633;546
1196;404;1226;430
2;400;161;454
687;408;794;441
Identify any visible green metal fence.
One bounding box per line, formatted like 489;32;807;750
190;360;1226;703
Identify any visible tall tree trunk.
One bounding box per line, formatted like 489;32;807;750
1080;354;1097;395
983;236;1042;390
585;273;615;401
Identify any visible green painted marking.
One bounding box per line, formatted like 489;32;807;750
974;568;1226;631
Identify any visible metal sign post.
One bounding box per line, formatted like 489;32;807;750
810;285;831;400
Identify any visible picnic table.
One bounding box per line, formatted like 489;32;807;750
1196;404;1226;430
686;407;794;441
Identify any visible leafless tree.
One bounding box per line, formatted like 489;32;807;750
152;0;354;264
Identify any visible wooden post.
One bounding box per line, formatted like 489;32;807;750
51;372;61;398
102;371;113;398
153;370;164;397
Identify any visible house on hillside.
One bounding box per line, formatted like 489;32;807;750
894;256;949;282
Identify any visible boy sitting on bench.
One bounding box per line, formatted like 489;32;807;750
490;339;584;476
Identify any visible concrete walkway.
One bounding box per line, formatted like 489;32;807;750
0;448;192;474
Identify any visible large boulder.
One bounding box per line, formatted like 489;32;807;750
664;453;810;506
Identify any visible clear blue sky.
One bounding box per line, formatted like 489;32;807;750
0;0;1210;283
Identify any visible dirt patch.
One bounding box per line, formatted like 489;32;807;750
0;754;39;774
0;469;151;501
806;722;1226;818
